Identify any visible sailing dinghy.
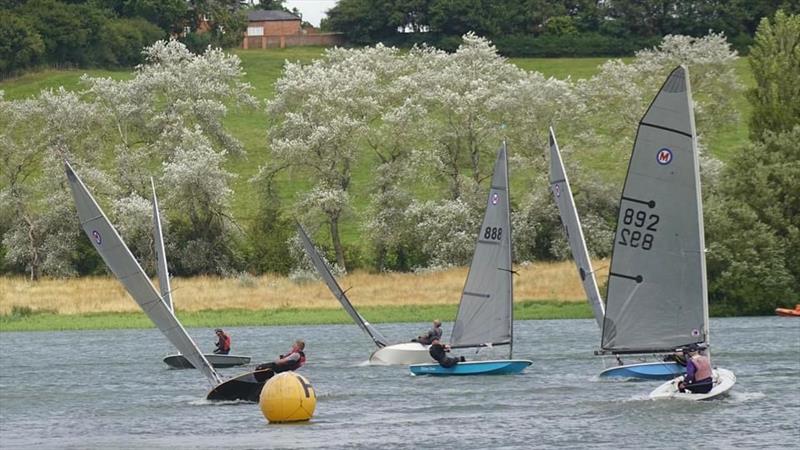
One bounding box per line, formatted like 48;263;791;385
409;143;532;376
150;179;250;369
65;162;265;402
592;66;734;398
547;128;683;380
298;224;433;365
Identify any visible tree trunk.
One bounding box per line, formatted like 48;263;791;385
329;216;346;272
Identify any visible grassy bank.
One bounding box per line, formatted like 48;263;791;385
0;260;605;315
0;300;593;332
0;260;602;331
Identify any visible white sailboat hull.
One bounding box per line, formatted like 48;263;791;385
649;368;736;401
369;342;433;365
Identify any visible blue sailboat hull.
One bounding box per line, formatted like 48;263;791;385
409;359;532;376
598;361;684;380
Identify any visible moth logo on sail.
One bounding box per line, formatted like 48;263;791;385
656;148;673;165
92;230;102;245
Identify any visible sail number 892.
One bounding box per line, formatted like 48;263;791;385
484;227;503;241
618;208;658;250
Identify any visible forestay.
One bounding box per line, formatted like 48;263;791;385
548;128;605;327
601;66;708;354
65;162;222;386
450;143;514;352
297;224;389;348
151;178;173;312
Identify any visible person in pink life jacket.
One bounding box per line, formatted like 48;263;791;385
256;339;306;381
678;344;713;394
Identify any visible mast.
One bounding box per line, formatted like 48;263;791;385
65;161;221;386
151;178;173;312
297;223;389;348
600;65;707;355
547;127;605;327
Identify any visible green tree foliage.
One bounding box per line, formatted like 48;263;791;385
747;10;800;140
0;13;44;74
707;127;800;313
94;17;165;67
323;0;795;56
122;0;188;34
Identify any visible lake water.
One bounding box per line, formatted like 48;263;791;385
0;317;798;449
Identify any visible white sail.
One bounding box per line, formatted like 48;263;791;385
297;223;389;348
450;143;514;354
151;178;173;312
65;161;221;386
547;128;605;327
601;66;708;354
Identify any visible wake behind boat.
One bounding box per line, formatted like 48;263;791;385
548;128;682;380
65;162;264;402
410;143;531;376
297;224;433;365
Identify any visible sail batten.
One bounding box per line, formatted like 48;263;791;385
450;144;514;351
297;224;389;348
601;66;708;354
65;161;221;386
547;128;606;326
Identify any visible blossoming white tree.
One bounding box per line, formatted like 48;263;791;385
1;40;255;277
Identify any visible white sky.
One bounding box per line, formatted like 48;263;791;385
284;0;340;27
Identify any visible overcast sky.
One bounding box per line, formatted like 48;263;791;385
284;0;340;27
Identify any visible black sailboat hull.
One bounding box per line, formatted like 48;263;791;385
206;369;275;402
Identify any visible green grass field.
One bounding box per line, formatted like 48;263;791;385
0;48;755;245
0;300;593;332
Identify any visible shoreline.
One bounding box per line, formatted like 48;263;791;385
0;300;592;332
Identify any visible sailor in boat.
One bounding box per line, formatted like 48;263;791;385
428;338;465;368
254;339;307;381
678;344;713;394
412;319;443;345
213;328;231;355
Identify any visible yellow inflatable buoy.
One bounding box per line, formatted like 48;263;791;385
259;372;316;423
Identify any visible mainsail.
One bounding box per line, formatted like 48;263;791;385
548;128;605;327
450;143;514;353
151;178;173;312
65;162;222;386
601;66;708;354
297;223;389;348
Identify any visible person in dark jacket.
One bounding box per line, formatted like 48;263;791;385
213;328;231;355
428;338;465;368
412;319;443;345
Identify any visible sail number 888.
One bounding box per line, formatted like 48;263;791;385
484;227;503;240
618;208;659;250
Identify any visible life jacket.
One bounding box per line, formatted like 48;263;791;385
283;349;306;370
691;354;712;380
221;333;231;352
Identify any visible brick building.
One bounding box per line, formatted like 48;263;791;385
242;10;343;49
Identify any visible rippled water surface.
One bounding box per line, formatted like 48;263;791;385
1;317;798;449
